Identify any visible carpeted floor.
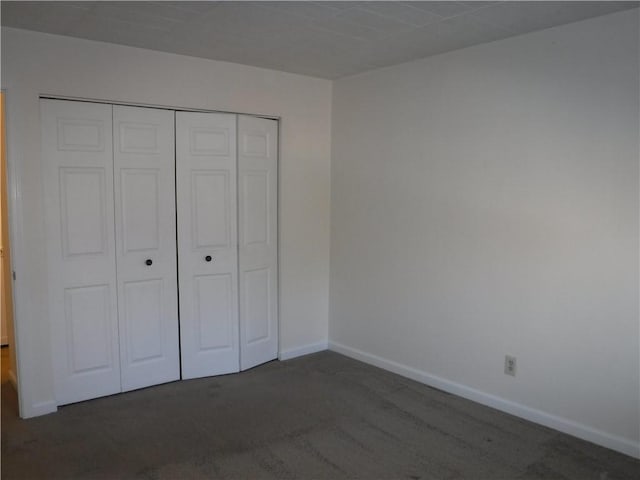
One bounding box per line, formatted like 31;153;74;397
2;351;638;479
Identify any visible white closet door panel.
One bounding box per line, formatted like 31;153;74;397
41;99;121;405
176;111;239;379
64;285;112;372
238;115;278;371
113;105;179;392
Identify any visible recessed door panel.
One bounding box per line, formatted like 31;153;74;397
57;118;105;152
60;167;107;257
195;274;233;351
192;171;230;249
121;169;160;253
123;279;164;363
241;171;269;247
190;127;230;155
244;267;270;344
42;99;121;405
238;115;278;371
114;105;179;392
242;132;269;157
65;285;112;374
177;111;239;379
119;122;159;154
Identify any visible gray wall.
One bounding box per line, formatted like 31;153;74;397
330;10;639;455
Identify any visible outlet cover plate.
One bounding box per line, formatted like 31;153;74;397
505;355;516;376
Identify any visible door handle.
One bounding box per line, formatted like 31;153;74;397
145;259;153;266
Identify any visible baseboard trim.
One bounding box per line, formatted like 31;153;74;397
328;341;640;459
279;341;328;361
26;400;57;418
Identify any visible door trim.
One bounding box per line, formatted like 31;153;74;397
39;94;280;121
2;89;29;417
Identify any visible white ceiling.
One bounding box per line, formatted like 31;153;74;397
2;1;638;79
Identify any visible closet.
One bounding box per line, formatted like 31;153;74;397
41;99;278;405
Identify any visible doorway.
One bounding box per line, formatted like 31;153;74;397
41;98;279;406
1;91;19;415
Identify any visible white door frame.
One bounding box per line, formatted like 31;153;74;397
7;94;280;417
3;88;28;417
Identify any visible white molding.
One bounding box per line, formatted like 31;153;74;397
27;400;57;418
39;94;281;121
4;87;27;419
328;341;640;459
279;341;327;361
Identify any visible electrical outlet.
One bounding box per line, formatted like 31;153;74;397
504;355;516;376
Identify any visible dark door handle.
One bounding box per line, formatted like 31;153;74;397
205;255;212;262
145;259;153;266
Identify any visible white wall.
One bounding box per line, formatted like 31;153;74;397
1;27;332;418
330;10;639;457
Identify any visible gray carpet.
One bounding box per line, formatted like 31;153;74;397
2;351;638;479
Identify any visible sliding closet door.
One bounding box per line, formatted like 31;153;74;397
176;112;239;379
238;115;278;371
113;106;180;391
42;99;121;405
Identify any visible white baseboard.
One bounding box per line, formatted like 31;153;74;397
279;341;328;361
24;400;57;419
329;341;640;459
